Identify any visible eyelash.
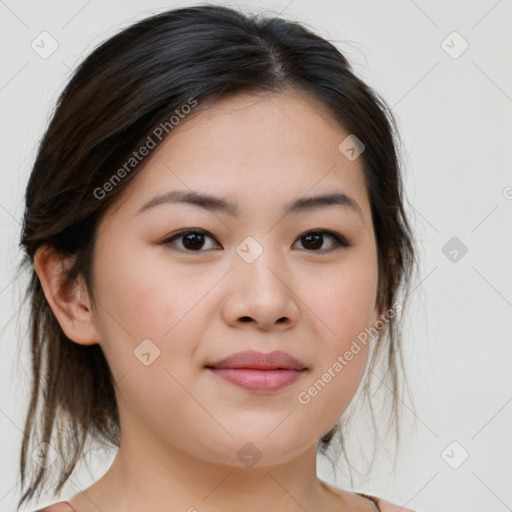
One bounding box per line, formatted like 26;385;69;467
162;229;351;253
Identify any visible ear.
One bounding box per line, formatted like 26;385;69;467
34;245;100;345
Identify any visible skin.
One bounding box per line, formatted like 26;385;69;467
35;89;381;512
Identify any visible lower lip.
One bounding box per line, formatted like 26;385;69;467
207;368;305;392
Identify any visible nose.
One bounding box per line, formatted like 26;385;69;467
221;245;300;332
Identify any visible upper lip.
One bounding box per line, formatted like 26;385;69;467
206;350;307;371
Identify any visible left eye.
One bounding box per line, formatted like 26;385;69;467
294;230;350;251
162;229;350;253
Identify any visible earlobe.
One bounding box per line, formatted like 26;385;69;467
34;245;100;346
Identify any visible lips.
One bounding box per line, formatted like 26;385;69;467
206;350;307;371
205;350;307;392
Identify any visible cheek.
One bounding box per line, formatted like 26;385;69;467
93;235;180;336
92;245;216;384
295;252;377;423
309;252;378;344
304;344;369;436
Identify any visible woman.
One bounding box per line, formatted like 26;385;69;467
18;5;418;511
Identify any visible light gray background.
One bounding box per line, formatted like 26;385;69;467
1;1;511;511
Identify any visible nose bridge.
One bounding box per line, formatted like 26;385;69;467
224;233;299;329
234;234;286;295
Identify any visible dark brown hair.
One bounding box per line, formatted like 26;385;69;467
17;4;417;508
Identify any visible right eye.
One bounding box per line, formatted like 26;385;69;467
162;229;221;252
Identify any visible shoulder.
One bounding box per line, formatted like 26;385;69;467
34;501;76;512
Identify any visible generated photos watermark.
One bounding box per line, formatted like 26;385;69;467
297;302;402;405
94;97;198;200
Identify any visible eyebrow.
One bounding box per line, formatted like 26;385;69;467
136;190;363;219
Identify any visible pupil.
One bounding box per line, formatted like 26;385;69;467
304;233;321;249
184;233;204;250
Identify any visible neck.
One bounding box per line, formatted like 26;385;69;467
95;441;339;511
72;414;348;512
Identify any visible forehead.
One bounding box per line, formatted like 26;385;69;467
104;89;370;223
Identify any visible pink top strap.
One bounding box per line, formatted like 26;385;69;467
377;497;416;511
358;492;416;511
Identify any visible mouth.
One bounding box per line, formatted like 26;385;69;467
205;350;308;393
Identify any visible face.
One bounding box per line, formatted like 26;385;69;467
87;89;379;467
